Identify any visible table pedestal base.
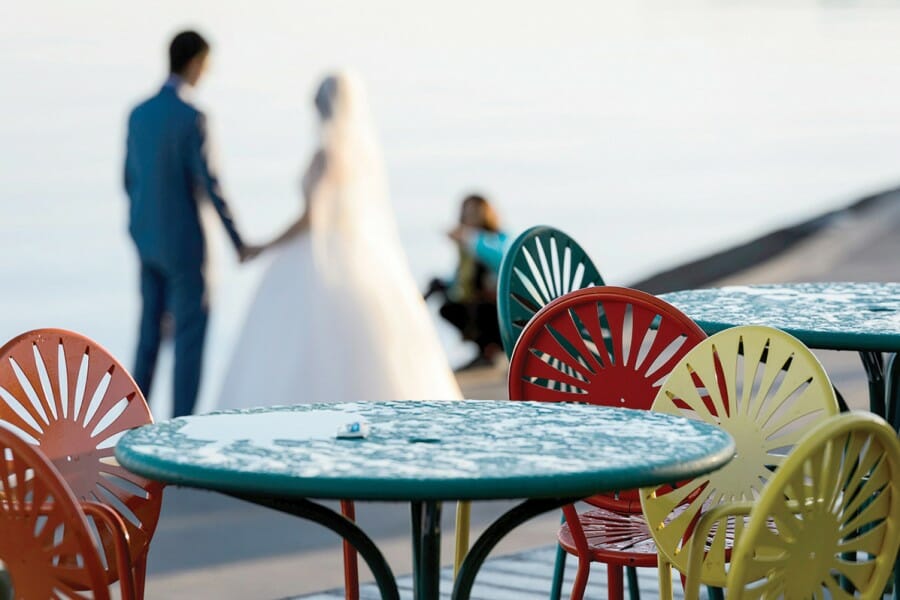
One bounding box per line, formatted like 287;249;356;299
228;493;576;600
452;497;574;599
411;501;443;599
228;494;401;600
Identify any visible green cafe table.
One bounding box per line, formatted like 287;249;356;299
115;400;734;600
661;282;900;427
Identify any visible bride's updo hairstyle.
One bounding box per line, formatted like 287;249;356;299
314;76;338;121
314;71;368;126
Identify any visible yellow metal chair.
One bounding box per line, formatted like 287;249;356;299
683;411;900;599
640;325;841;598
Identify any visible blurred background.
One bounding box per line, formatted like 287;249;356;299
4;0;900;417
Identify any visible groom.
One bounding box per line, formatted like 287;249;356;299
124;30;260;417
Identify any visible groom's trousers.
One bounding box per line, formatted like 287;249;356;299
133;261;209;418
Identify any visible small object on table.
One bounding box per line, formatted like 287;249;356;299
336;421;370;439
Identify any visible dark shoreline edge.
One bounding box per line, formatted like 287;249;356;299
629;187;900;295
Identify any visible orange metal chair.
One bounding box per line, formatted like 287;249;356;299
0;425;135;599
340;500;359;600
0;329;163;598
508;286;707;600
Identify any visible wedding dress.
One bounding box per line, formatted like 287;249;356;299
217;73;462;409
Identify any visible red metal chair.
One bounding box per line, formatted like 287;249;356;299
0;425;135;599
0;329;163;598
508;286;707;600
340;500;359;600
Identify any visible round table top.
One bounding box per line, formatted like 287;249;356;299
115;400;734;502
661;282;900;352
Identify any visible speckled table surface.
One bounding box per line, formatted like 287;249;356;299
115;400;734;502
661;282;900;352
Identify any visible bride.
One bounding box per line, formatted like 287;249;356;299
218;72;462;409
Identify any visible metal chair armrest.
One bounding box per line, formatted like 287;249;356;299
81;501;136;600
561;502;592;557
683;501;754;600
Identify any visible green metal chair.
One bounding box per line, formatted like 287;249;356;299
497;225;608;600
497;225;604;358
496;226;606;599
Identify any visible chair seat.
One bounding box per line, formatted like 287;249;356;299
557;508;660;566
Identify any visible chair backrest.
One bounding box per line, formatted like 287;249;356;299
727;411;900;599
0;426;111;600
640;325;841;588
509;286;706;408
497;225;603;358
0;329;162;586
508;286;707;511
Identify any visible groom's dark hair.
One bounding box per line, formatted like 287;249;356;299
169;30;209;75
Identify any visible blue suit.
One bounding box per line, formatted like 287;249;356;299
124;77;244;417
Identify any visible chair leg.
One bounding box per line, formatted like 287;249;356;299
569;557;591;600
340;500;359;600
707;586;725;600
880;353;900;597
887;353;900;600
886;352;900;432
134;553;148;600
453;501;471;576
607;564;625;600
658;558;673;600
626;565;640;600
893;553;899;600
549;544;567;600
0;569;11;600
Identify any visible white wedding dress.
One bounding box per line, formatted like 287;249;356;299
217;73;462;410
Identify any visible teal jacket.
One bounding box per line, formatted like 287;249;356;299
466;230;510;273
124;78;244;269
